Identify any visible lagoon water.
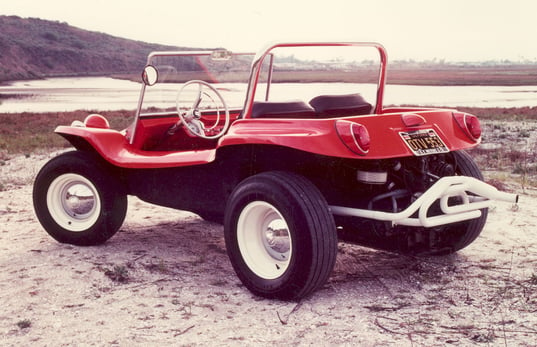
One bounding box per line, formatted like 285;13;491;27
1;77;537;113
0;77;142;113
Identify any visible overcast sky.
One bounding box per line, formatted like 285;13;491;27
2;0;537;62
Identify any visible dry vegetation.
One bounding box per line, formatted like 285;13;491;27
471;122;537;189
0;110;133;157
387;64;537;86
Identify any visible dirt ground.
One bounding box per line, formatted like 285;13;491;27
1;153;536;346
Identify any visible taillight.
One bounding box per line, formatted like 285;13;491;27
335;120;370;155
453;112;481;141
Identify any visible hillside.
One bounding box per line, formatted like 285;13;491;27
2;15;537;86
0;15;194;82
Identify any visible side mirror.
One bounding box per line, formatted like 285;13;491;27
142;65;158;86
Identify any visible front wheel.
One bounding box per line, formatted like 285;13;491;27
224;171;337;300
33;151;127;246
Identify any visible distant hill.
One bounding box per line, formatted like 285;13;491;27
3;15;537;86
0;15;196;82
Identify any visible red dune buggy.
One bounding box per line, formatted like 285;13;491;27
33;42;518;300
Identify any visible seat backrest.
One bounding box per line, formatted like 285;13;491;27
309;94;372;117
250;100;317;119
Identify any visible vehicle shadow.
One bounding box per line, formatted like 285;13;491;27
82;214;469;300
41;215;239;293
108;216;232;279
328;242;467;297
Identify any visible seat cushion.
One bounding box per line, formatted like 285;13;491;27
251;101;316;119
309;94;372;117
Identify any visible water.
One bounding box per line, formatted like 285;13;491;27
1;77;537;113
0;77;141;113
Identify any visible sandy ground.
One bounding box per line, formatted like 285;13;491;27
1;153;536;346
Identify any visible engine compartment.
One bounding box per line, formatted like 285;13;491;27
324;153;459;211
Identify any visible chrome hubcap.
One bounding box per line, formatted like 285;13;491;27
47;174;101;232
237;201;292;279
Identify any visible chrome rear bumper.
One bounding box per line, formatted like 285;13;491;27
329;176;518;228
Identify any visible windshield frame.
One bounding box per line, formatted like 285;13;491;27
130;50;254;144
129;43;388;144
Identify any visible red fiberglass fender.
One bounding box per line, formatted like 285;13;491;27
55;126;216;169
56;109;479;168
220;109;480;159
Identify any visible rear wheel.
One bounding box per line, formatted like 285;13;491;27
33;151;127;246
438;150;488;253
224;171;337;300
336;150;489;256
404;150;488;255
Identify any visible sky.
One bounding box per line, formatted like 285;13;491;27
2;0;537;62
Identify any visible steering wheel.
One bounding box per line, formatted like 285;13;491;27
175;80;230;139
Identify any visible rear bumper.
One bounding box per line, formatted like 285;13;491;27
329;176;518;228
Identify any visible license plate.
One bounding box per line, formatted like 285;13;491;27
399;129;449;156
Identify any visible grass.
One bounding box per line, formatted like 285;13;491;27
144;259;169;274
467;118;537;189
387;64;537;86
456;106;537;122
103;265;130;283
0;110;133;155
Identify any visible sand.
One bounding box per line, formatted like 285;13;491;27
1;152;536;346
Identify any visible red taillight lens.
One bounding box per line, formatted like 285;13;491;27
335;120;370;155
466;115;482;139
453;112;481;141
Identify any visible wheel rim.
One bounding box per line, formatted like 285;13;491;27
237;201;292;280
46;173;101;232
